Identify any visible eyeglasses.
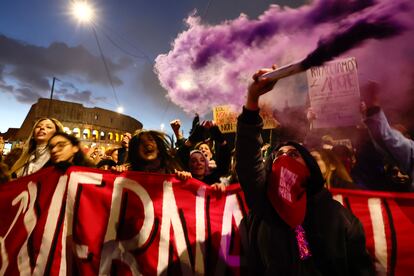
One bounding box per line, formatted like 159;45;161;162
274;148;301;160
49;141;70;151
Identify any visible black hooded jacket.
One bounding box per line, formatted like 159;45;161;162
236;107;374;275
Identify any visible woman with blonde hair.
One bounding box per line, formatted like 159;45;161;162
10;117;63;178
310;148;356;189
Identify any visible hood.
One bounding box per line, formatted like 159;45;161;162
265;141;324;195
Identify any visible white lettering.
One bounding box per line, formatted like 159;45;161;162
157;181;192;275
61;172;103;275
279;167;297;202
195;186;206;275
216;194;243;274
99;176;155;276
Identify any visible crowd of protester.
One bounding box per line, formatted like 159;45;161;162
0;64;413;274
0;79;412;193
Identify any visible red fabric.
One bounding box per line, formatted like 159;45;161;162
267;156;310;228
1;168;414;275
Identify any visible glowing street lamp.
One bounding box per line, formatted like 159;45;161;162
69;1;124;114
117;106;124;113
70;1;95;24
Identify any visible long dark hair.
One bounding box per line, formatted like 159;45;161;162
49;132;94;167
127;130;182;173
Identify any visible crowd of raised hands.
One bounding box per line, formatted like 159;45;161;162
1;68;412;193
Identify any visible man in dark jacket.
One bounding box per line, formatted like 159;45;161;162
235;67;374;275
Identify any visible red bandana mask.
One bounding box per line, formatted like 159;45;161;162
267;155;310;229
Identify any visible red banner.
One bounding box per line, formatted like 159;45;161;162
0;167;248;275
0;167;413;275
330;189;414;276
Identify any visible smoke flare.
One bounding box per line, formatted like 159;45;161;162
155;0;413;115
262;14;406;81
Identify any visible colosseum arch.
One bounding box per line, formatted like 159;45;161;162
107;132;114;140
92;130;99;140
100;131;105;141
63;127;71;134
83;129;91;139
14;98;142;143
115;133;120;142
72;128;81;138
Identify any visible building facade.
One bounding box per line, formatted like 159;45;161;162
15;98;142;148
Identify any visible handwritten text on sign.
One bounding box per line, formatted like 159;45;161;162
306;57;361;128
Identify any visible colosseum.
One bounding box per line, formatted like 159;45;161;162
15;98;142;149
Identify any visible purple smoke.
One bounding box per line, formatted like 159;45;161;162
302;7;407;68
155;0;413;115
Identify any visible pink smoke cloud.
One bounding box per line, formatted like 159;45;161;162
155;0;414;115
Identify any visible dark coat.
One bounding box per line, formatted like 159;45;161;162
236;107;374;276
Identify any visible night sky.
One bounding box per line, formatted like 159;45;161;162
0;0;302;135
0;0;412;136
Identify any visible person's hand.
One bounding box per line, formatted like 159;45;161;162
209;123;225;144
190;113;200;135
111;164;130;172
361;81;380;109
188;122;207;144
246;66;278;110
170;119;181;136
210;182;227;198
175;170;192;181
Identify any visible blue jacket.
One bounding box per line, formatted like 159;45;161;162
364;108;414;190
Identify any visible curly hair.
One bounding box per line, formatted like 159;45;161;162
127;130;182;173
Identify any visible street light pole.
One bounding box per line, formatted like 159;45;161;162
48;77;57;117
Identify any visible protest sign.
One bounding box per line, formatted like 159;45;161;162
213;105;278;133
306;57;361;128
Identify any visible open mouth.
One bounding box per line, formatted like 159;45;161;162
144;149;155;155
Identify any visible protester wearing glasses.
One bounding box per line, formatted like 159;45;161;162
235;67;374;275
48;132;94;168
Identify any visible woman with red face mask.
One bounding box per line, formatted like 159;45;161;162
235;67;374;275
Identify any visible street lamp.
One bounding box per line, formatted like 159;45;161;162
69;1;124;114
48;77;60;116
117;106;124;113
70;1;95;24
